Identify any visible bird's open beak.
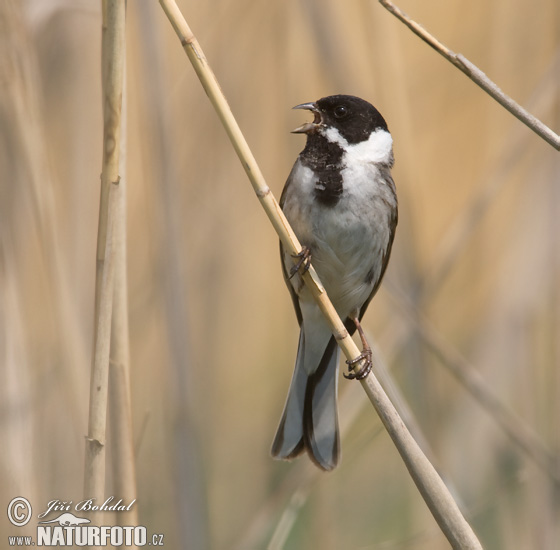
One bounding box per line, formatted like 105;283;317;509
291;102;322;134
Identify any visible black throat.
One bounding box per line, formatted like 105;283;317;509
300;135;345;207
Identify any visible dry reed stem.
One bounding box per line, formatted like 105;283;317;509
84;0;126;536
379;52;560;482
391;291;560;485
108;69;139;536
159;1;483;547
267;488;309;550
380;274;560;487
379;0;560;151
420;49;560;297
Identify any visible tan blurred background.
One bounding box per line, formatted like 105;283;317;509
1;0;559;548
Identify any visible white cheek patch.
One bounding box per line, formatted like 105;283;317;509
320;126;393;166
321;126;348;148
345;130;393;165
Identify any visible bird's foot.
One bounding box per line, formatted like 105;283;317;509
289;246;311;279
344;348;372;380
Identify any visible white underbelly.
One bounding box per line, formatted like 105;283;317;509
309;196;389;317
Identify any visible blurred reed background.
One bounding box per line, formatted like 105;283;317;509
1;0;559;548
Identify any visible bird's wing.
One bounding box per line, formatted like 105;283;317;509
279;164;304;327
358;168;398;323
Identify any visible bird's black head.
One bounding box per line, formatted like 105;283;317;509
292;94;388;144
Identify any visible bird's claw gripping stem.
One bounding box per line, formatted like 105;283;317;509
289;246;312;279
344;348;372;380
344;316;373;380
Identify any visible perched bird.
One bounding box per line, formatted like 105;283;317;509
271;95;398;471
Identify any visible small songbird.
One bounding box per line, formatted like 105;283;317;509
271;95;398;471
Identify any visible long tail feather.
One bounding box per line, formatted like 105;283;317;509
304;336;340;471
271;331;306;459
272;328;340;470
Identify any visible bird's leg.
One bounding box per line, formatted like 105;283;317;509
344;317;372;380
289;245;312;279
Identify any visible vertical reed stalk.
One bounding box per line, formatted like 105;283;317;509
108;66;138;536
84;0;126;539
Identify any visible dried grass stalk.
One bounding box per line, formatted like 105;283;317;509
83;0;126;536
108;68;139;537
379;0;560;150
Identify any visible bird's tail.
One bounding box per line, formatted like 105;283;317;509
271;328;340;471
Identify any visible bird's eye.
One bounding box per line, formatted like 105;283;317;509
334;105;348;119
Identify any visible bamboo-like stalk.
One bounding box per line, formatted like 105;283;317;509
420;49;560;296
378;0;560;151
379;282;560;488
84;0;126;538
391;290;560;485
159;1;483;548
108;66;138;537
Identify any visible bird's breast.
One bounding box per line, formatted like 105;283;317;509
282;160;395;316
